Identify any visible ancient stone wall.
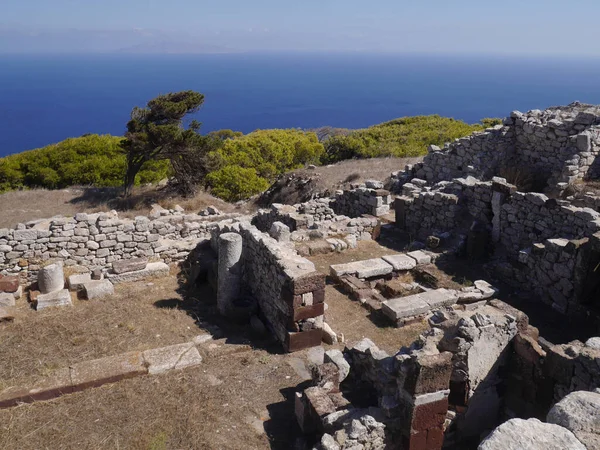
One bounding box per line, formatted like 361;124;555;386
0;207;234;279
331;185;392;218
505;329;600;422
210;220;325;352
394;103;600;194
498;192;600;256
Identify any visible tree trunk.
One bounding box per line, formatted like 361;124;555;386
123;159;145;197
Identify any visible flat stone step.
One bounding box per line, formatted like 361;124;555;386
330;258;393;279
382;288;457;321
36;289;73;310
106;262;169;284
381;254;417;271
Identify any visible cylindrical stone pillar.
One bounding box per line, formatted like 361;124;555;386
38;261;65;294
217;233;243;317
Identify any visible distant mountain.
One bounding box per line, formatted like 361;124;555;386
116;40;234;54
0;26;235;54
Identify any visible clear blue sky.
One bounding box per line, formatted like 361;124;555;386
2;0;600;54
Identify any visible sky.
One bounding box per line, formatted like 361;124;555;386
2;0;600;55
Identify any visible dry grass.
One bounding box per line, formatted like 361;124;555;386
307;240;429;354
307;156;422;192
0;186;246;229
0;347;303;450
0;274;202;387
0;270;309;450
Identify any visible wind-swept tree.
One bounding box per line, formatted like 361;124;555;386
121;90;205;196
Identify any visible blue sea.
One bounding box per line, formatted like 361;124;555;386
1;53;600;156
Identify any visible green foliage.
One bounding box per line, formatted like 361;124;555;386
122;90;206;196
0;134;169;192
206;129;324;200
321;115;499;164
206;166;270;202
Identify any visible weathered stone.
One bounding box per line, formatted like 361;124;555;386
0;276;19;293
106;262;169;283
38;262;65;294
547;391;600;448
330;258;393;279
112;257;148;274
217;233;243;317
407;250;432;265
142;342;202;375
35;289;72;310
325;349;350;382
478;418;585;450
381;254;417;271
83;279;114;300
67;273;91;291
70;351;147;391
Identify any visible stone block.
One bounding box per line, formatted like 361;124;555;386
0;276;19;293
330;258;393;279
112;257;148;274
382;295;430;321
106;262;169;284
0;306;15;323
0;293;15;307
403;352;453;396
142;342;203;375
67;273;91;291
324;349;350;382
304;386;337;420
407;250;432;265
286;272;326;295
38;262;65;294
83;279;115;300
293;302;325;321
13;229;37;241
381;254;417;271
285;329;323;352
0;368;73;408
70;351;147;392
36;289;72;310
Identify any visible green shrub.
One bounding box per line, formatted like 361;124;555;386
205;129;324;201
321;115;498;164
206;166;270;202
0;134;170;192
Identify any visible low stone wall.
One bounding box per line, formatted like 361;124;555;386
499;191;600;256
505;329;600;422
332;185;392;218
210;220;325;352
394;103;600;195
0;209;241;279
254;203;380;245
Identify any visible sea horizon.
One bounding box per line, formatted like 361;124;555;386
1;52;600;156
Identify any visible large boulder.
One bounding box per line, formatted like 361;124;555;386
478;418;585;450
38;262;65;294
547;390;600;449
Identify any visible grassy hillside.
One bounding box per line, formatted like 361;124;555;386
319;115;501;163
0;134;169;193
0;115;500;199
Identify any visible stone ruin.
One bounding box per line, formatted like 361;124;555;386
2;103;600;448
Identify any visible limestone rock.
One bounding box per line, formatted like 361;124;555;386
142;342;202;375
83;280;115;300
478;418;585;450
36;289;72;310
585;337;600;350
112;258;148;274
67;273;92;291
38;262;65;294
325;349;350;382
547;390;600;448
